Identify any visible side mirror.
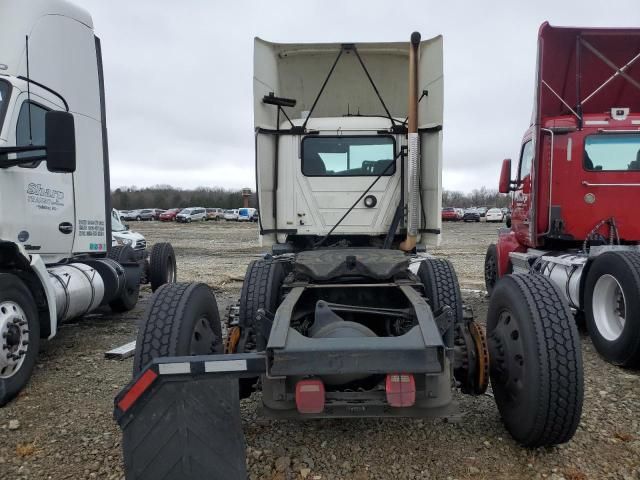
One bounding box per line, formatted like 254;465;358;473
45;111;76;173
498;158;512;194
125;224;130;231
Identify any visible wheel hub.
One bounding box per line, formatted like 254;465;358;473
592;274;626;341
453;320;489;395
0;301;30;379
191;315;222;355
489;310;525;403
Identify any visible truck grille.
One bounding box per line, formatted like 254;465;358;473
135;240;147;250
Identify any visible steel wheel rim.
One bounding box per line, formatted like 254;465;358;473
592;274;626;341
490;309;525;404
166;259;176;283
0;301;29;379
190;316;220;355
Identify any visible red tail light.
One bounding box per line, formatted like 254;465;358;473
295;379;325;414
385;373;416;407
117;369;158;413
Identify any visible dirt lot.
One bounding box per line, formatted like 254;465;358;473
1;220;639;480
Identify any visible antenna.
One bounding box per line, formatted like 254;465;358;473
25;36;33;144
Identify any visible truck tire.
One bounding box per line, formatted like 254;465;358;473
133;282;223;374
0;273;40;406
237;259;286;399
487;274;583;447
108;245;141;312
584;251;640;367
149;242;177;292
417;258;464;325
484;244;498;296
239;259;286;343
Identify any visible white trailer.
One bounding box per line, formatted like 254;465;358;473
0;0;176;405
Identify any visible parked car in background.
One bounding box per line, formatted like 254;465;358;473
455;208;464;219
111;209;147;256
206;208;224;221
223;209;239;221
117;210;130;221
136;209;157;221
486;207;505;223
463;208;481;222
238;208;257;222
176;207;207;223
476;207;488;218
152;209;166;220
123;209;141;221
441;207;459;221
159;208;182;222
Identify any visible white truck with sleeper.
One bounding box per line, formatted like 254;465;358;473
0;0;176;405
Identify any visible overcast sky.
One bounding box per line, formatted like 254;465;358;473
77;0;640;193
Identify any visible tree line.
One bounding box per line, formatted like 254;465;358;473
442;187;511;209
111;185;509;211
111;186;257;210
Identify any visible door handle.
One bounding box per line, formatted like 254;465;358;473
59;222;73;234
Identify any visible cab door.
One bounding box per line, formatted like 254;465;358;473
0;86;74;256
511;139;534;246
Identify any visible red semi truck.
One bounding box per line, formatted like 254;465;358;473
485;23;640;367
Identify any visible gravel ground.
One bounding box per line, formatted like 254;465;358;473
0;220;639;480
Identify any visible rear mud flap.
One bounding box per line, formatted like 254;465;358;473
119;376;246;480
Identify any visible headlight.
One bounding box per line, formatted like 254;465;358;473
116;238;133;246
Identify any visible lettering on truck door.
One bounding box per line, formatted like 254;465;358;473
1;86;74;255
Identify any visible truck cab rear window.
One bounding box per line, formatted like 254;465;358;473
302;136;395;177
584;134;640;171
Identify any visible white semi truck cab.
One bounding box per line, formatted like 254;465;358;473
253;37;444;252
0;0;176;405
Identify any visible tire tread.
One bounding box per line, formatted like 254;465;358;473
507;274;583;447
418;258;464;324
149;242;176;292
133;282;216;374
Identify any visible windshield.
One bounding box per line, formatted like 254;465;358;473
585;134;640;171
0;80;10;133
112;211;127;232
181;209;192;214
302;136;395;177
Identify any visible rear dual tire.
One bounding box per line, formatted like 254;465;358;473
487;274;583;447
417;258;464;327
236;259;286;399
584;251;640;367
